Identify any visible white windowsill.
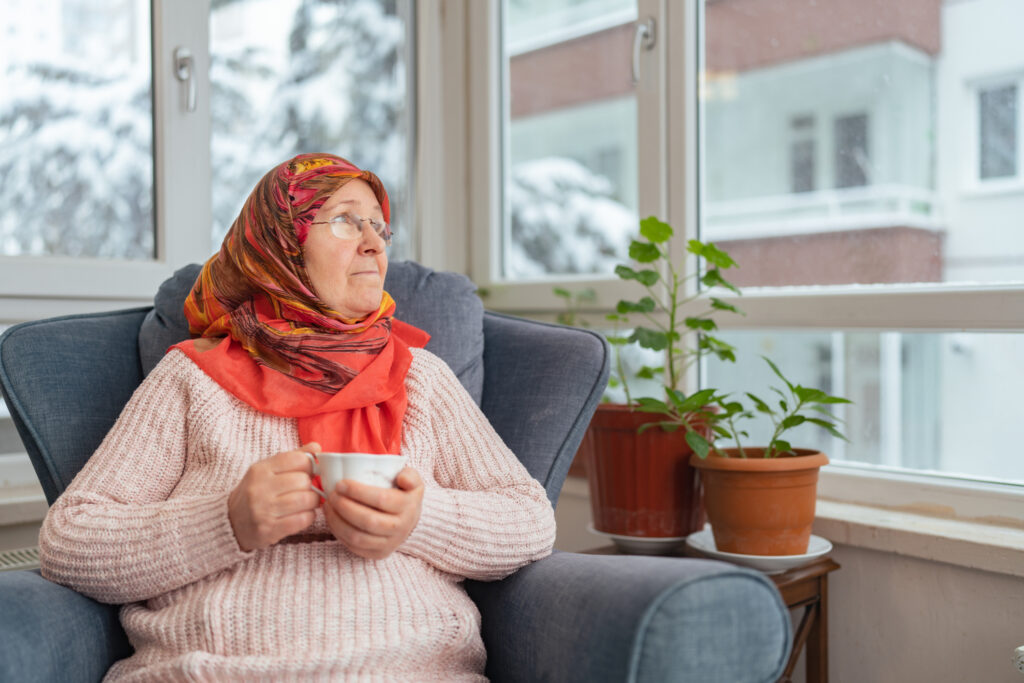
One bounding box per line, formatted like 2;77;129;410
0;484;46;527
814;500;1024;578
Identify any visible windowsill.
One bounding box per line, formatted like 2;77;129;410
814;499;1024;578
0;483;46;527
961;179;1024;199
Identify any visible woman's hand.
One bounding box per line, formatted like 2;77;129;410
228;442;322;552
324;467;424;560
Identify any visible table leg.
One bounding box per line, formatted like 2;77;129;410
806;575;829;682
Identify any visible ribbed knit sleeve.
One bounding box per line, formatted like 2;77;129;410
400;349;556;580
39;351;251;604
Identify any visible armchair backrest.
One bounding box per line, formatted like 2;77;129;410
0;261;609;507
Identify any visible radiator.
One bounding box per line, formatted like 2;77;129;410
0;545;40;572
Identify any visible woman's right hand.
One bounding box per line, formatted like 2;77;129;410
228;442;322;552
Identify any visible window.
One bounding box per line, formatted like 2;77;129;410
978;83;1018;180
834;113;869;189
501;0;639;281
700;0;1024;486
789;115;815;194
0;0;154;260
209;0;413;255
472;0;1024;503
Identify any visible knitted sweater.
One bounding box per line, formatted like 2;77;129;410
39;347;556;682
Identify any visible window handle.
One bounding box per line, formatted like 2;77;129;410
173;47;196;112
632;17;656;84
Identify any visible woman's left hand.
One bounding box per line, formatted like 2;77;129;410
324;467;424;560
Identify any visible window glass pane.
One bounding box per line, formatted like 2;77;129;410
701;0;1024;286
704;330;1024;486
0;0;154;259
503;0;638;280
209;0;412;258
979;84;1017;180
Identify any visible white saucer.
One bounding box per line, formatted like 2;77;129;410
587;523;687;555
685;528;832;574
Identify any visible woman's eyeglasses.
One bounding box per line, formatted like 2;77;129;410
311;212;392;246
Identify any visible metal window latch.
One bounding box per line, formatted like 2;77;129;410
632;17;656;84
173;47;196;112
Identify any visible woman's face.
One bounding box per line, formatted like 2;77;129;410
303;178;389;319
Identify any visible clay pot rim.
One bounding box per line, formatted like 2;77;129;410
690;448;828;472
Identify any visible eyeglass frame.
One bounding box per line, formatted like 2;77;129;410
310;211;392;246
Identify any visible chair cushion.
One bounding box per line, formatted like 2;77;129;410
138;260;485;403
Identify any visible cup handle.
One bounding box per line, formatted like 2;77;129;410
305;452;327;499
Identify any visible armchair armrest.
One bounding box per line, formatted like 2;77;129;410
466;552;792;683
0;570;131;683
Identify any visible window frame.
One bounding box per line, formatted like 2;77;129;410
969;72;1024;193
465;0;1024;529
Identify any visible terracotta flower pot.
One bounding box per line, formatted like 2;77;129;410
580;404;705;538
690;448;828;556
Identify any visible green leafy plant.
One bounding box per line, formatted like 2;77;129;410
709;357;851;460
610;216;743;444
555;215;852;458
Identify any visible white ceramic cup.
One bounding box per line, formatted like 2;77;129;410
306;452;407;498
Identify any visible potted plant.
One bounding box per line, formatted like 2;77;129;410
685;358;851;556
574;216;745;541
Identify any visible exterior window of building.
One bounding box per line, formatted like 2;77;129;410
790;114;816;193
698;0;1024;486
979;83;1018;180
834;112;869;188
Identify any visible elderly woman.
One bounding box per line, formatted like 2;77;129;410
38;153;556;681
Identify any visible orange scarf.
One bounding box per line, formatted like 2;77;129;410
173;153;428;456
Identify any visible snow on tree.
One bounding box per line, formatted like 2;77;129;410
507;156;636;278
0;61;153;259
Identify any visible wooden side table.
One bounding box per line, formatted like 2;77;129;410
764;556;840;683
586;545;839;683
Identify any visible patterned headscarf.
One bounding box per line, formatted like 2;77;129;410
184;153;396;392
174;153;428;456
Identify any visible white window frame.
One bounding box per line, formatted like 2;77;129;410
462;0;1024;566
0;0;213;325
967;71;1024;195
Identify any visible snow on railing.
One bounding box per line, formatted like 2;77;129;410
703;184;942;241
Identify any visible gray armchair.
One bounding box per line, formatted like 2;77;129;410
0;261;791;682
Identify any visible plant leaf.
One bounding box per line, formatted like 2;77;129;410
818;395;853;405
635;365;663;379
635;269;660;286
553;287;571;299
794;386;828;403
770;439;793;457
615;265;639;281
763;357;795;392
634;397;670;414
780;415;806;430
630;327;670;351
745;392;772;414
640;216;673;243
685;317;716;331
685;430;711;459
617;297;656;314
639;420;681;434
629;241;661;263
710;297;743;315
679;388;718;412
806;417;849;441
701;269;741;295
